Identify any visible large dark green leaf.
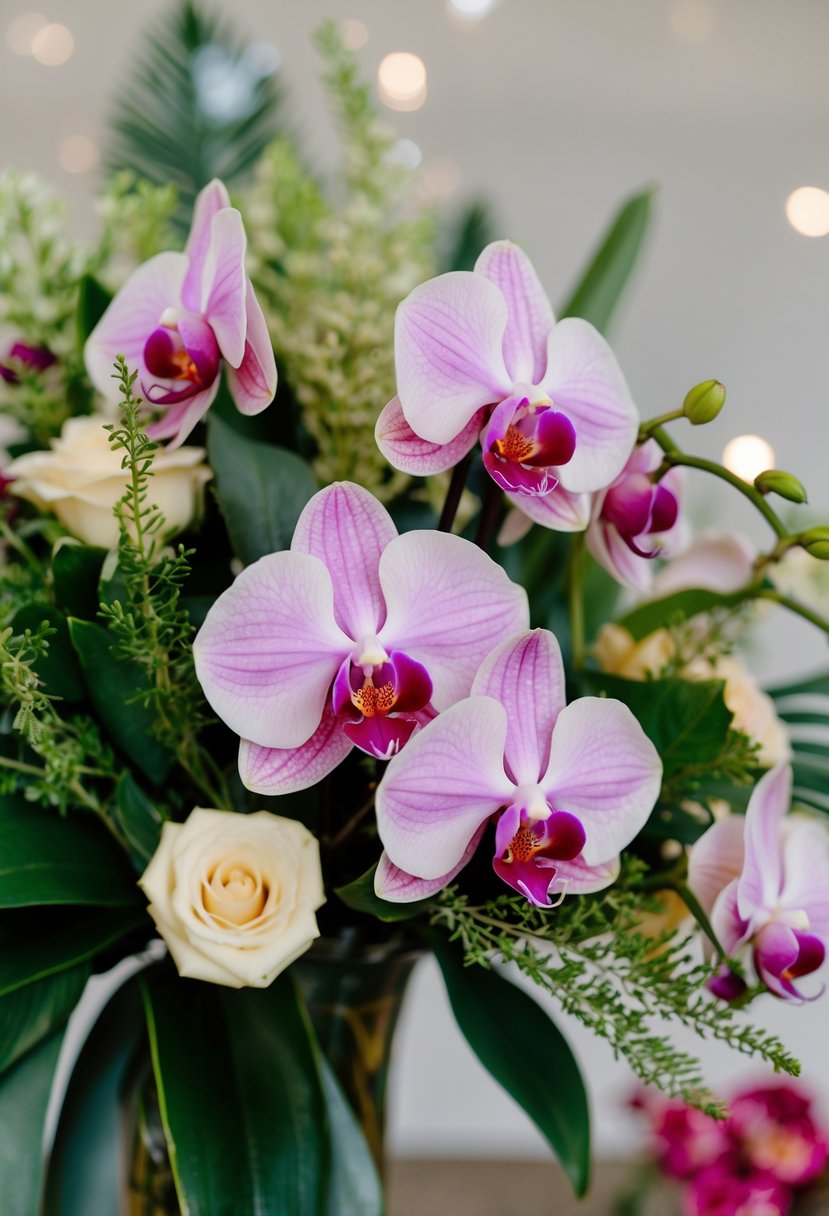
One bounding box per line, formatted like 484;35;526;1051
435;944;590;1196
319;1056;382;1216
76;274;113;348
335;865;433;923
581;672;733;779
0;905;146;997
44;974;147;1216
0;1030;65;1216
559;188;653;334
113;772;165;868
0;797;140;908
52;541;108;620
618;587;744;644
68;619;173;784
0;967;87;1075
11;603;85;702
143;969;329;1216
207;412;317;564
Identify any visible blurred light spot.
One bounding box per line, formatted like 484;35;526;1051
387;138;422;169
244;41;281;77
342;19;369;50
668;0;712;43
723;435;776;483
785;186;829;238
30;21;74;66
419;156;462;200
448;0;500;21
5;11;47;55
57;133;99;174
378;51;427;112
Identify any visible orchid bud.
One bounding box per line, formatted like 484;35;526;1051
800;527;829;560
753;469;808;504
682;379;726;425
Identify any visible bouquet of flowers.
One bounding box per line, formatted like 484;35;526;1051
1;8;828;1213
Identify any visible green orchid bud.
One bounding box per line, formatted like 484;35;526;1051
754;470;808;504
799;527;829;560
683;379;726;425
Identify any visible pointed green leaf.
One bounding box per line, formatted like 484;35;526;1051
618;587;744;643
52;541;108;620
0;967;88;1075
76;274;113;348
335;865;433;922
435;944;591;1196
207;413;317;565
319;1056;382;1216
11;603;85;702
113;772;165;868
143;968;329;1216
0;905;146;997
0;1030;65;1216
559;188;653;334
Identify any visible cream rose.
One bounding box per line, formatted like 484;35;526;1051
6;415;211;548
139;809;325;989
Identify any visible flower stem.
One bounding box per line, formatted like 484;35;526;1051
567;533;587;670
638;408;684;439
437;452;472;533
751;587;829;639
474;477;504;551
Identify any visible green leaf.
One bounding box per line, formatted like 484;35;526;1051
207;412;318;565
0;797;140;908
44;974;147;1216
319;1056;382;1216
0;905;146;997
439;201;496;272
335;865;433;922
113;772;165;868
559;188;653;334
766;670;829;700
581;671;733;779
618;587;744;643
143;968;329;1216
68;619;173;784
52;541;108;620
76;274;112;348
435;944;591;1196
0;967;88;1075
11;603;85;702
0;1031;65;1216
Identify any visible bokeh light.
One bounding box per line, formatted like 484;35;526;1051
30;21;74;66
785;187;829;238
341;19;369;50
447;0;500;22
5;11;47;55
722;435;776;483
378;52;427;112
57;134;99;174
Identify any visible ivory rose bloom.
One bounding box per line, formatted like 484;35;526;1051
6;415;211;548
139;808;325;989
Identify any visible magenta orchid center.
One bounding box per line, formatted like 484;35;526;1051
601;471;679;559
482;393;577;497
142;309;221;407
332;637;433;760
493;790;587;904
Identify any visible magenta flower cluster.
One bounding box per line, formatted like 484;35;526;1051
637;1082;829;1215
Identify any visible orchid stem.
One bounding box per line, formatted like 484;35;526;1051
638;409;684;439
474;478;503;552
751;587;829;639
567;533;587;670
437;453;472;533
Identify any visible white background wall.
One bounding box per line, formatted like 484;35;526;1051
2;0;828;1157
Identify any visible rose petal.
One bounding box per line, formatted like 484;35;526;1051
376;697;515;880
471;629;566;785
225;280;277;415
375;396;485;476
292;482;398;642
238;703;353;795
542;317;638;494
85;252;188;401
474;240;554;385
193;551;351;749
542;697;662;865
395;271;512;445
182;178;232;311
378;530;529;710
201;208;247;368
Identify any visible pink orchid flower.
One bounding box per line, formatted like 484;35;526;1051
730;1085;829;1187
585;439;685;593
375;629;662;905
193;482;529;795
375;240;638;533
688;765;829;1002
85;179;276;447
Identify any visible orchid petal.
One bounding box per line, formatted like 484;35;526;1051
85;252;187;401
779;818;829;936
201;208;247;368
378;531;529;710
474;241;554;384
586;521;655;594
193;551;351;749
547;854;621;895
471;629;566;785
395;271;512;445
145;380;220;448
687;815;746;918
710;878;750;960
542;697;662;865
543;318;638;493
292;482;397;641
342;714;418;760
375;396;486;476
505;483;591;533
238;704;352;795
376;697;514;880
483;452;558;496
225;280;277;415
738;765;791;926
375;824;487;903
182;178;232;311
653;531;757;597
